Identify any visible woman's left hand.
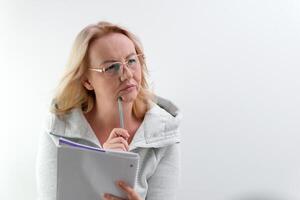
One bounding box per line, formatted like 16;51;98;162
102;181;142;200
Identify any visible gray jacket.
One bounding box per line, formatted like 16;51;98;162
36;96;182;200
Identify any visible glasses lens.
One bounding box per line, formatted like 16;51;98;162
104;63;121;76
126;55;140;69
101;55;141;77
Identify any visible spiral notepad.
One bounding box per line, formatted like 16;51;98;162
56;137;139;200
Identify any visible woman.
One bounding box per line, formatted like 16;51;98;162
36;21;182;200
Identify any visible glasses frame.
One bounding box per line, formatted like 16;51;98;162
88;54;144;75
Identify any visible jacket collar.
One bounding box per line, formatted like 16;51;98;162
47;96;182;150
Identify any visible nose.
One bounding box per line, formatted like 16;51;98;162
119;63;133;82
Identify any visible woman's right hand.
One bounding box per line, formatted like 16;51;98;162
103;128;130;151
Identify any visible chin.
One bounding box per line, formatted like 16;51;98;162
119;91;138;103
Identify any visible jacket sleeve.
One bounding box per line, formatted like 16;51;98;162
36;130;58;200
146;142;181;200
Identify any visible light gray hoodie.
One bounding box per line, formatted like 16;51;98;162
36;96;182;200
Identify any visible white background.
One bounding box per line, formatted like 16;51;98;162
0;0;300;199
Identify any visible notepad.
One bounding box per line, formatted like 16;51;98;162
56;137;140;200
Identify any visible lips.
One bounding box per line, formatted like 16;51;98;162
120;84;136;92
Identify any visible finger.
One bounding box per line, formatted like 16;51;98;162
117;181;139;199
114;128;130;140
104;143;127;151
108;137;129;150
108;128;130;140
102;195;109;200
108;139;129;151
103;193;126;200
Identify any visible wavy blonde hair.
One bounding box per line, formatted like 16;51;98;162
51;21;154;120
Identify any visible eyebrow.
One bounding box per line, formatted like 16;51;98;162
99;53;136;66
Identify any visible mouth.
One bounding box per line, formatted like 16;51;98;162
120;84;136;92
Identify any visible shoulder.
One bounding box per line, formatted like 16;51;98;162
44;107;89;138
152;96;181;118
146;95;182;137
130;95;182;149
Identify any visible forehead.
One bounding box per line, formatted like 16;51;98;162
88;33;136;63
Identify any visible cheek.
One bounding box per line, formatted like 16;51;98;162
89;74;104;89
134;68;142;85
90;76;117;95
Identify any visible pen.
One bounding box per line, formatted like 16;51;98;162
117;97;124;129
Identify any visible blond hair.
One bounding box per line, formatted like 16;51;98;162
51;21;154;120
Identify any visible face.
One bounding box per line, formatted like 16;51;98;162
82;33;142;105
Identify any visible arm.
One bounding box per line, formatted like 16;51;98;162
36;131;58;200
146;142;181;200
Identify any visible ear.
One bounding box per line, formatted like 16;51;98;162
81;76;94;91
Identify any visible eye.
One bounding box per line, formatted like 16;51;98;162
128;58;137;65
105;63;120;73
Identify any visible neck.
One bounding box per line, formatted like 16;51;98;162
87;97;137;132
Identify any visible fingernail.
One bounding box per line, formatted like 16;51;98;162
118;181;124;186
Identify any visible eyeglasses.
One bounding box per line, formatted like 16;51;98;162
88;54;143;77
